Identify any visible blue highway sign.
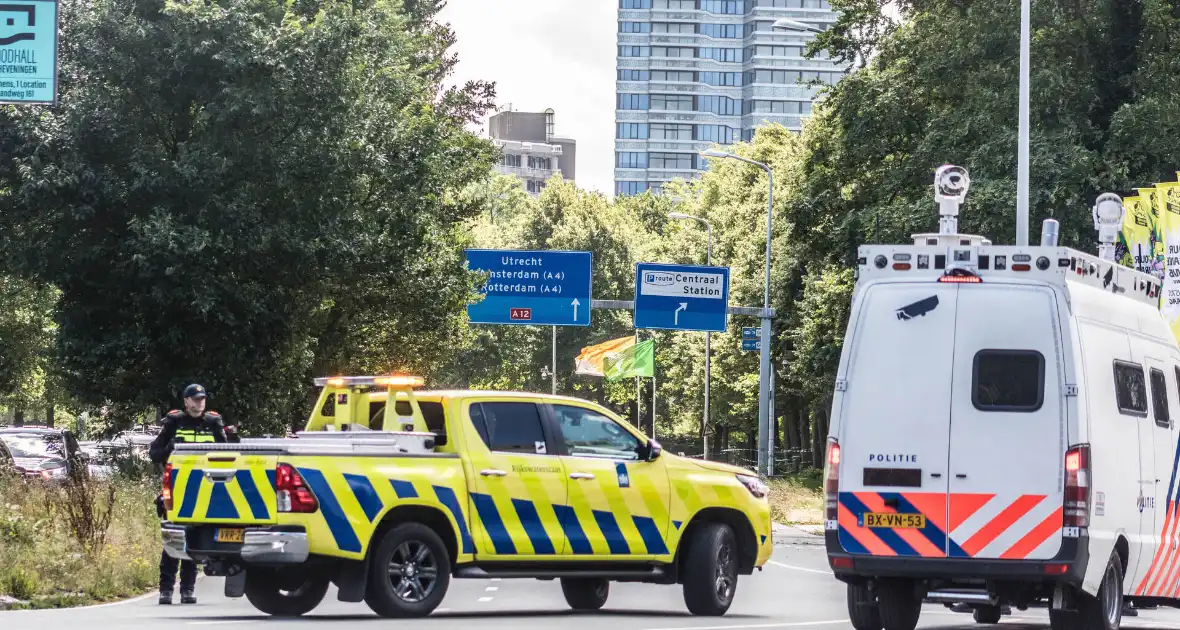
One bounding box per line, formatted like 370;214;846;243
634;262;730;332
466;249;592;326
741;326;759;340
0;0;59;104
741;339;761;352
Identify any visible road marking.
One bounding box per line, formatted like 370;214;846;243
485;586;499;591
638;621;845;630
478;596;494;603
187;622;255;626
767;560;830;575
491;578;502;582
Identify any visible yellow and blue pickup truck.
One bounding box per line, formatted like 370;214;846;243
160;375;772;618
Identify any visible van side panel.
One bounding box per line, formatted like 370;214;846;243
945;285;1066;561
835;282;957;557
1076;318;1137;595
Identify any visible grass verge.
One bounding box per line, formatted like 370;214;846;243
0;471;159;609
768;469;823;526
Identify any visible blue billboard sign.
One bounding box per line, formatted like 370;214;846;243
634;262;730;332
465;249;592;326
0;0;58;104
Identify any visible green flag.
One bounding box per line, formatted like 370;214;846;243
604;339;654;381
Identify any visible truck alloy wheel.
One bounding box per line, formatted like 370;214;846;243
365;522;451;618
682;522;739;616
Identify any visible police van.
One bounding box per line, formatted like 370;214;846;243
824;166;1178;630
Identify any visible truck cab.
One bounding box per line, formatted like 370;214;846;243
825;168;1175;630
160;376;772;619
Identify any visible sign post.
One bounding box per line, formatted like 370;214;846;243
0;0;59;105
634;262;730;332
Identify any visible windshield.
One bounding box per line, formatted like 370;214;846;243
1;435;64;459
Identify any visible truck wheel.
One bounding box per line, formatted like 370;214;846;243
1077;552;1124;630
561;577;609;610
243;569;329;616
682;522;739;616
364;522;452;618
876;580;921;630
972;605;1002;624
847;583;882;630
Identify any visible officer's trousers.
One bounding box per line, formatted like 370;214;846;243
159;550;197;592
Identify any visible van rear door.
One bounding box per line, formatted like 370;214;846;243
836;282;958;558
946;284;1065;560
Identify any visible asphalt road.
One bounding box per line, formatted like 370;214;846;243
7;528;1180;630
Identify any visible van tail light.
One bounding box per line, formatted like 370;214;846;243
275;463;319;513
1064;445;1090;528
162;463;174;512
824;439;841;521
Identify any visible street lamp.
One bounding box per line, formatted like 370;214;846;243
668;211;714;460
700;149;775;476
771;18;824;34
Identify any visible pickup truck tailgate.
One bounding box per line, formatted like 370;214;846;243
168;451;278;525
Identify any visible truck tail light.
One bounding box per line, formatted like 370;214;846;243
1064;445;1090;527
275;463;318;513
162;463;174;512
824;439;840;521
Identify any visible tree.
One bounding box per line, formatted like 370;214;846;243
0;0;497;434
0;275;58;424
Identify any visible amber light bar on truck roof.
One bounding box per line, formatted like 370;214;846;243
313;375;425;388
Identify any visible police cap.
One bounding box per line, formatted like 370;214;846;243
183;383;208;400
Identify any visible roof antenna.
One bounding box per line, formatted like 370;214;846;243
1092;193;1124;262
934;165;970;236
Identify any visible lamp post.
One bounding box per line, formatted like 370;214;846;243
668;211;714;460
771;18;824;35
700;149;774;475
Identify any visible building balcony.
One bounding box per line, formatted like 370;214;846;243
496;165;559;180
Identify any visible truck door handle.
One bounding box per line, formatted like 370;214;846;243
569;472;595;480
956;474;967;479
480;469;507;477
930;473;942;478
204;470;236;483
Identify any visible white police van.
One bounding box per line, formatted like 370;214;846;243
824;166;1179;630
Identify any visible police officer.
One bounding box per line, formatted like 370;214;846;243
149;383;227;605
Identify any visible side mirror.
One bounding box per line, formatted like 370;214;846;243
639;439;662;461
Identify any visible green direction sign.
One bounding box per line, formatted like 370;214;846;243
0;0;58;104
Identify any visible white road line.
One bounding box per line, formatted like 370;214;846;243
767;560;831;575
478;596;494;603
491;578;502;582
638;620;845;630
187;621;255;626
485;586;499;591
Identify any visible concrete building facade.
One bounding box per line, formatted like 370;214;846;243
489;108;577;196
614;0;843;196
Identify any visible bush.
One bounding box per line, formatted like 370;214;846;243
0;472;158;607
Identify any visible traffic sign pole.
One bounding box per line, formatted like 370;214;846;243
552;325;557;395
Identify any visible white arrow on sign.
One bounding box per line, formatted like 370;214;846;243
571;298;581;321
674;302;687;325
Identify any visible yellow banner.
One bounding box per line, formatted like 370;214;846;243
1158;182;1180;340
1118;195;1148;271
574;336;635;377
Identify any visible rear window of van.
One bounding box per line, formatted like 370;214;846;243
972;349;1045;412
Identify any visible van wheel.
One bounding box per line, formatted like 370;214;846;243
244;569;329;616
561;577;609;610
682;522;739;616
876;580;921;630
364;523;451;618
1077;553;1124;630
847;583;882;630
973;605;1002;624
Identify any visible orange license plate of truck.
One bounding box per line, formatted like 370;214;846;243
215;528;244;543
864;513;925;529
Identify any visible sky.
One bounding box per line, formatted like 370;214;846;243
437;1;619;196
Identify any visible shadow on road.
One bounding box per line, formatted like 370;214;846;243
188;609;768;623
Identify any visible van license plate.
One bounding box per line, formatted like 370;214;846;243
215;528;245;543
864;513;925;529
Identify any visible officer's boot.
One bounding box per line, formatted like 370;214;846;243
180;589;197;605
158;589;173;605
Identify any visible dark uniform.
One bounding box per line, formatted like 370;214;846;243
149;383;227;604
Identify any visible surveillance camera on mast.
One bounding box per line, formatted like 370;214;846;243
1092;193;1124;261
